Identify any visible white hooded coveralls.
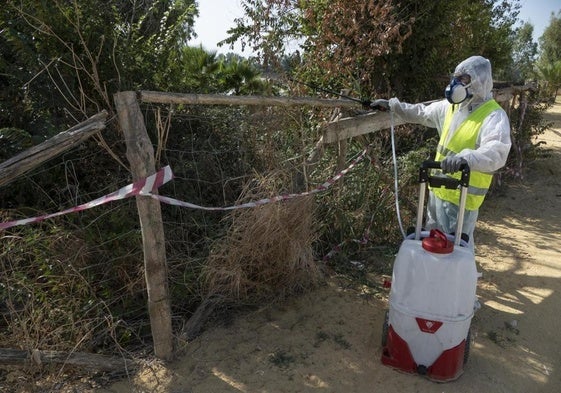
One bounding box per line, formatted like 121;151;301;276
388;56;512;248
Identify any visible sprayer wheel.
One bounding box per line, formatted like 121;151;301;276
464;328;471;364
381;310;389;347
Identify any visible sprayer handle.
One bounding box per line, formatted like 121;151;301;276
420;160;470;188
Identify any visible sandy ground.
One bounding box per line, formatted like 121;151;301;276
99;99;561;393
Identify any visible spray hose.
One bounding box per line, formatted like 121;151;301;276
389;110;407;240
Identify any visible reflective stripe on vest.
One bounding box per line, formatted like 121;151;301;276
431;99;501;210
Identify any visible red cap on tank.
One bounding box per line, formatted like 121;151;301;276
422;229;454;254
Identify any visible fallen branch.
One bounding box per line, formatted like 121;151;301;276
0;348;136;373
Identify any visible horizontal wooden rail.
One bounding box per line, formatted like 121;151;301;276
0;111;108;188
139;91;361;108
140;84;534;145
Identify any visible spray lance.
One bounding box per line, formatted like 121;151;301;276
286;77;390;111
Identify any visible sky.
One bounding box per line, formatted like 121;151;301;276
518;0;561;40
188;0;561;55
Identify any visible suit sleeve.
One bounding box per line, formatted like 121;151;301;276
388;98;450;134
456;109;512;173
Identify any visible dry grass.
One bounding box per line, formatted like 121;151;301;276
203;173;323;305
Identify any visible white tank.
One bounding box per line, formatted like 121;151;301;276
388;236;477;367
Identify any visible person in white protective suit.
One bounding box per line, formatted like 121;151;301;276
371;56;511;249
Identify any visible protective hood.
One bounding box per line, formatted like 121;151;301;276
453;56;493;103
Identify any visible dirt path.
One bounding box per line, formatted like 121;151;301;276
100;99;561;393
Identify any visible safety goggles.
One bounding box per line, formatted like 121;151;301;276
452;73;471;86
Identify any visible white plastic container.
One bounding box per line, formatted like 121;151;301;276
381;161;478;381
388;238;477;368
391;238;477;321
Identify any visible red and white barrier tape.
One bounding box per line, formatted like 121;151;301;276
0;146;369;230
0;166;173;231
142;147;369;210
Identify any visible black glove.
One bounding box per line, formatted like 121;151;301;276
441;156;468;173
370;99;390;111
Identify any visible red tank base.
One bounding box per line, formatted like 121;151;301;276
381;326;466;382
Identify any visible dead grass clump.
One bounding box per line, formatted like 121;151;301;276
203;178;322;305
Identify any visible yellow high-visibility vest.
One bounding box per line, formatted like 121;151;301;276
432;99;501;210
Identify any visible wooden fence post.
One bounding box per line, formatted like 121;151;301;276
114;91;173;361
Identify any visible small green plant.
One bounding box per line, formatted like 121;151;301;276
269;349;295;368
314;330;330;347
333;333;351;350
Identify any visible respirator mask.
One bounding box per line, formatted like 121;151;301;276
444;74;472;104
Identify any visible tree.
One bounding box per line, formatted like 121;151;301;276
298;0;412;99
223;0;413;99
169;46;268;95
225;0;521;101
220;0;304;68
386;0;520;100
497;21;538;83
536;11;561;99
0;0;198;135
512;22;538;82
538;11;561;66
537;60;561;100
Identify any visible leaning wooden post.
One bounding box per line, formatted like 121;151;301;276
114;91;173;361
